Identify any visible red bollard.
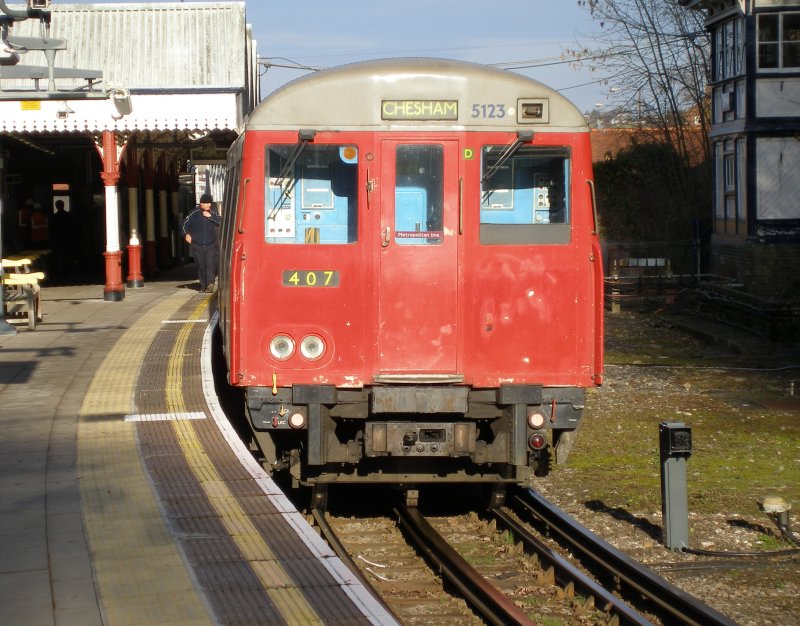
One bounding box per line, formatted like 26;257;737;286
103;250;125;301
127;235;144;288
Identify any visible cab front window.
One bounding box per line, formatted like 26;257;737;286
479;146;571;245
265;144;358;244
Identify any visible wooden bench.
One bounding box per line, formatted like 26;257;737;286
2;258;44;330
13;249;51;273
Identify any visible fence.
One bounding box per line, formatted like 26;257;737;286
602;240;704;311
602;239;800;340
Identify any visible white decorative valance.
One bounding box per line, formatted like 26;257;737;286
0;92;241;133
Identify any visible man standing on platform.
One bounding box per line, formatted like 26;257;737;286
181;193;220;292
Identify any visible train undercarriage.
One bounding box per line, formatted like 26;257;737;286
243;383;585;505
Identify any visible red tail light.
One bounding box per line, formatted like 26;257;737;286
528;433;547;450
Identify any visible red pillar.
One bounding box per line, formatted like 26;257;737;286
103;249;124;301
97;130;125;302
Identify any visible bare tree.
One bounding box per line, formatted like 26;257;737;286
573;0;713;247
575;0;711;164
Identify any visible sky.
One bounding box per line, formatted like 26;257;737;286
51;1;611;113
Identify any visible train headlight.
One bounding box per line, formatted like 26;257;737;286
269;334;295;360
288;411;306;429
300;334;326;360
527;411;546;430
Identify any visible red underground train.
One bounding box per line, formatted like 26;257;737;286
218;58;603;505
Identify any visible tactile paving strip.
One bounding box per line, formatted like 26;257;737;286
132;294;381;625
77;291;213;626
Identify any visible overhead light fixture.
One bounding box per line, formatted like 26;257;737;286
109;86;132;119
56;101;75;119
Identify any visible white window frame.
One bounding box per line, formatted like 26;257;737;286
715;17;745;80
757;12;800;71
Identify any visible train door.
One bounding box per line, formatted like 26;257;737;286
377;140;460;373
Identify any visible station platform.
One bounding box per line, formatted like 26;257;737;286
0;268;396;626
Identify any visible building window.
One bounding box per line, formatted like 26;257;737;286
723;141;737;233
715;17;745;80
736;138;747;229
758;12;800;69
723;152;736;193
716;140;743;235
756;137;800;221
714;143;725;222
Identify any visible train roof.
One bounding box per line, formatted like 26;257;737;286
246;58;588;133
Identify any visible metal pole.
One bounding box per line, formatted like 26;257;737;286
659;422;692;550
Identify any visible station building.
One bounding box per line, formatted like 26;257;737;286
0;2;258;298
682;0;800;301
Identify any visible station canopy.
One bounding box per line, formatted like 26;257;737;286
0;2;258;145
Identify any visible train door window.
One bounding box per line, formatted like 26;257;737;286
394;144;443;245
221;161;241;256
264;144;358;244
479;146;571;245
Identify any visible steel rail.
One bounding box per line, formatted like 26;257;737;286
490;506;656;626
512;488;740;626
310;508;401;623
394;504;535;626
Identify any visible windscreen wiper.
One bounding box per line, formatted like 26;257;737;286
480;129;533;187
269;129;316;218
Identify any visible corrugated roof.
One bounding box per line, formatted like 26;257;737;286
7;2;254;93
0;3;258;133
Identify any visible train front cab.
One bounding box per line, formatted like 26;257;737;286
221;125;603;496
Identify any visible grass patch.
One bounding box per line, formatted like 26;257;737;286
545;310;800;518
755;534;784;550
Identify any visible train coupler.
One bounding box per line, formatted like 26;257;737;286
365;421;476;457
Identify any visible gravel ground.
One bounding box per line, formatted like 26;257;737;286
533;309;800;626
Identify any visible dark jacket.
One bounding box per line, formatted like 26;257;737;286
182;206;221;246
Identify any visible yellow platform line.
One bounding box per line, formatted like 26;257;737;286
167;300;325;625
78;291;213;626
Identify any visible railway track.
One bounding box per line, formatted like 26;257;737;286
311;488;741;626
502;488;739;626
313;504;484;625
